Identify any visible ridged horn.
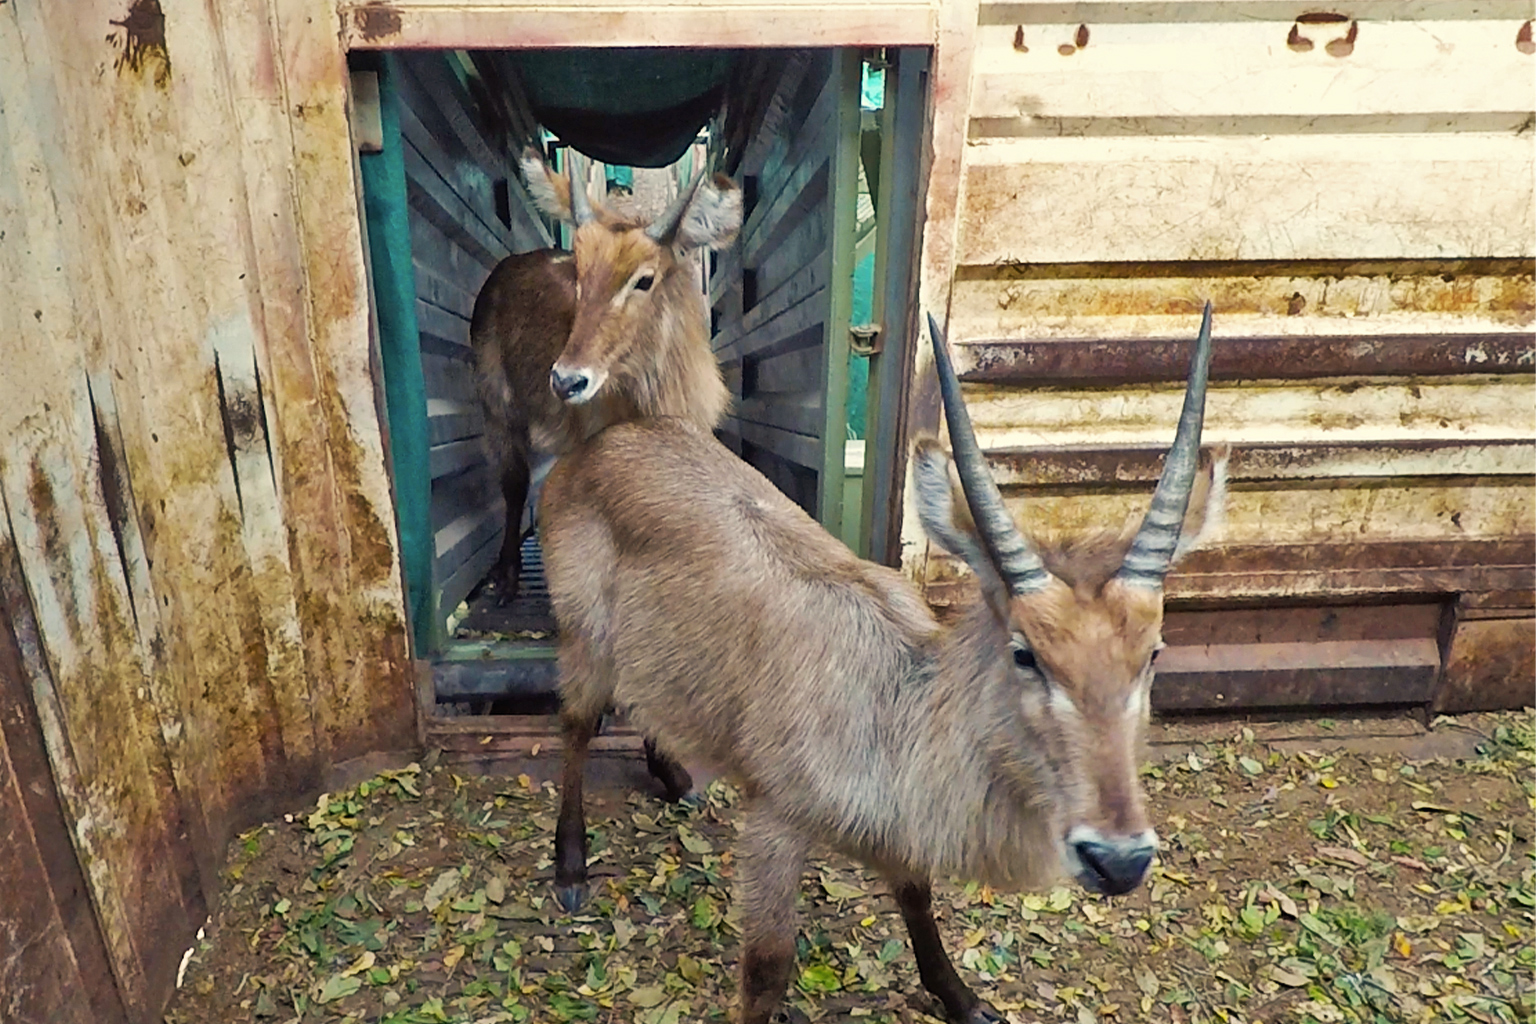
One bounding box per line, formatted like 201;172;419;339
1116;301;1215;590
566;150;595;226
927;312;1051;596
645;166;706;243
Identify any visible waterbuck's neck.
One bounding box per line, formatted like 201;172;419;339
876;597;1068;891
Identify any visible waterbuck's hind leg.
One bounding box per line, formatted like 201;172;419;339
737;806;811;1024
643;737;694;803
554;712;600;912
889;875;1002;1023
489;454;532;605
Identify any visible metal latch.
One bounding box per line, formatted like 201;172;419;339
849;323;882;357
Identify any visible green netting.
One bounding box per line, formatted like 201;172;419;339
510;49;741;166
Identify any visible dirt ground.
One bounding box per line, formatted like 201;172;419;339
164;711;1534;1024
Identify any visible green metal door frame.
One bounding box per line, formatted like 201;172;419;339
815;49;865;532
353;52;434;656
859;47;931;566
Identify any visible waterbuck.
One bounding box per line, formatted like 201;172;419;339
469;151;739;603
540;305;1226;1023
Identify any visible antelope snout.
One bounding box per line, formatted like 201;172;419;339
550;365;598;404
1066;826;1157;897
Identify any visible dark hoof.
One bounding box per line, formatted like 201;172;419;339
962;1003;1004;1024
554;882;587;913
676;791;706;810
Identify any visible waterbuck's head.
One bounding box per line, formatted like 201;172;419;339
915;307;1227;897
520;150;742;406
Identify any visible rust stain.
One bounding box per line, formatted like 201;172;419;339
1326;21;1359;58
354;5;403;42
28;459;81;642
107;0;170;89
1437;617;1536;712
1519;21;1534;56
1012;25;1027;53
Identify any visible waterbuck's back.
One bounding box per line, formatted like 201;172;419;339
469;249;576;458
541;418;939;814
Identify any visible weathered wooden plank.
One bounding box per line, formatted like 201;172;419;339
726;287;829;368
403;139;509;269
1151;639;1443;711
735;394;827;437
960;134;1533;264
747;342;828;396
752;205;831;309
730;417;822;471
961;375;1536;450
435;529;502;633
415;296;472;351
427;398;485;446
342;3;936;50
715;253;830;361
0;585;129;1024
274;0;416;753
948;261;1535;343
432;461;496;532
971;20;1533;124
739;97;836;264
397;94;514;262
982;439;1536;486
395;51;514;181
435;503;503;566
958;332;1536;385
421;351;480;406
415;258;481;320
430;439;486;480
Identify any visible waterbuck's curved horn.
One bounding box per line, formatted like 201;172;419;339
645;167;707;244
1116;301;1215;590
927;312;1051;595
567;151;595;226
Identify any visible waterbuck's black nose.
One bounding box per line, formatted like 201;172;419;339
1073;839;1154;897
550;367;590;401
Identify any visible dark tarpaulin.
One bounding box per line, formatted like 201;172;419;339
508;48;742;167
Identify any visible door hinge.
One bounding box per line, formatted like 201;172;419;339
849;323;882;357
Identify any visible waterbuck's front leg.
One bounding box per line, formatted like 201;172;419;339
888;875;1003;1023
554;711;600;912
736;805;811;1024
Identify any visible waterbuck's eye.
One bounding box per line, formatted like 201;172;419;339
1150;648;1162;664
1012;646;1037;672
633;273;655;292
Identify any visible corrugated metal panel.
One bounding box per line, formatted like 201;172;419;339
919;0;1536;709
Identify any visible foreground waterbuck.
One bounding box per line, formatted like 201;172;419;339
541;305;1225;1023
469;151;739;603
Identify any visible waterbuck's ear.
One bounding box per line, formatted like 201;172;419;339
1172;444;1230;563
674;174;743;253
912;438;1009;610
520;149;573;222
